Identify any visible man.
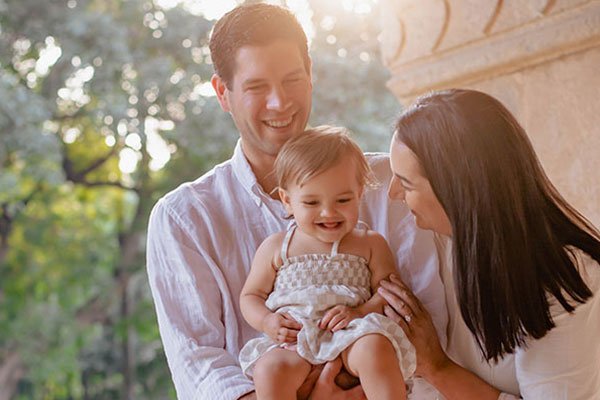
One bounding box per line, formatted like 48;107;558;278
146;4;447;399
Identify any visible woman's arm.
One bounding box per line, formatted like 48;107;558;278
378;276;502;400
240;234;301;343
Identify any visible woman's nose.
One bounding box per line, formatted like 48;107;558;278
388;179;405;201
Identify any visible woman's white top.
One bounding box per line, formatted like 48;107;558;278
435;235;600;399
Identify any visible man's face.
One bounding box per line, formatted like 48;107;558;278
212;40;312;166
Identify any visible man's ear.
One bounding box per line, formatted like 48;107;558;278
211;74;230;112
278;188;293;214
307;57;313;90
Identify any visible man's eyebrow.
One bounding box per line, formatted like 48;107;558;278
242;69;306;87
241;78;266;87
284;69;306;78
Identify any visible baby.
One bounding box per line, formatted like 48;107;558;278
239;126;417;399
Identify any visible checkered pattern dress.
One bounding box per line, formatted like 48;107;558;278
239;224;416;380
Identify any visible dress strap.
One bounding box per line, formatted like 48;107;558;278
356;220;370;231
280;223;297;265
330;238;340;257
330;221;369;257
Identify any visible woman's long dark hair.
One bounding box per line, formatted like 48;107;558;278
394;89;600;361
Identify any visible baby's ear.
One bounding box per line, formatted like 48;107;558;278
278;188;293;212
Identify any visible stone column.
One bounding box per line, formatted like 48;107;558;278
380;0;600;226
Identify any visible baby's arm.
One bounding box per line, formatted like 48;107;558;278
240;234;301;343
357;231;399;315
319;231;398;332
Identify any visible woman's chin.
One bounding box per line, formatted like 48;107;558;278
414;216;430;232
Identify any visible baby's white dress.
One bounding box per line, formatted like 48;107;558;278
239;224;416;381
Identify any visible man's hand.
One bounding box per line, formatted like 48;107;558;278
308;358;366;400
319;305;363;332
261;312;302;343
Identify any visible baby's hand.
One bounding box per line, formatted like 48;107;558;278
262;312;302;344
319;305;363;332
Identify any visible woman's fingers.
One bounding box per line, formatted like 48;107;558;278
378;283;414;317
383;304;411;334
379;279;424;314
390;275;426;313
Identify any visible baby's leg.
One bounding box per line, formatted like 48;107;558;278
342;334;407;400
253;347;312;400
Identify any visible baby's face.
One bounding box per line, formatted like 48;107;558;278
280;157;363;244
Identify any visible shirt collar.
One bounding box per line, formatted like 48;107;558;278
231;139;268;207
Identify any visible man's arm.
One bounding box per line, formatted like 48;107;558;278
146;200;254;400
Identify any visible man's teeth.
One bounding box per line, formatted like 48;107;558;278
265;117;292;128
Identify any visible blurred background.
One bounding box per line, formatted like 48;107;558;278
0;0;399;398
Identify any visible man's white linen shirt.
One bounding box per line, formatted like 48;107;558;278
146;140;448;400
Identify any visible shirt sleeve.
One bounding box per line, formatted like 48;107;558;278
146;199;255;400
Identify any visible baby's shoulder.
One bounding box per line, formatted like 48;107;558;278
349;227;386;242
259;231;286;252
343;228;387;255
255;231;286;259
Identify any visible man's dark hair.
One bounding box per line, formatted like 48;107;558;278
209;3;310;89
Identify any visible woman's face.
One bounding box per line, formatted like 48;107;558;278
388;139;452;236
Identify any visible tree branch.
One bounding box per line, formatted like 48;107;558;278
77;145;119;177
61;144;137;192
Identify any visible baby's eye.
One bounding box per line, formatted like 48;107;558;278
337;198;352;204
302;201;318;206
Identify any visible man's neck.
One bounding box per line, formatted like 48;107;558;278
243;150;279;200
253;161;279;199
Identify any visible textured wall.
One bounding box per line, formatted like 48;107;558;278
380;0;600;226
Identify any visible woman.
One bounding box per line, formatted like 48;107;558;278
379;89;600;399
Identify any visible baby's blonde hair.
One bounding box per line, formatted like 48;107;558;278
275;125;376;190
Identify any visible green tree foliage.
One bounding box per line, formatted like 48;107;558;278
308;0;399;151
0;0;399;398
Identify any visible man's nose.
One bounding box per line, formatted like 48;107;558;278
266;85;291;111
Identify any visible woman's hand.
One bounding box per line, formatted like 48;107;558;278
319;305;362;332
261;312;302;344
378;274;450;380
